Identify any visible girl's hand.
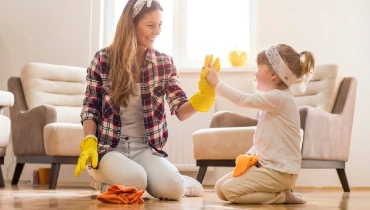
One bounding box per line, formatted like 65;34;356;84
206;63;220;87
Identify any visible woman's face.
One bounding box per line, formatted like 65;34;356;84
135;9;162;48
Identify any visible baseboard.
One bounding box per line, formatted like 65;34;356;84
3;179;90;187
7;180;370;191
200;185;370;191
176;165;215;172
4;179;30;184
293;186;370;191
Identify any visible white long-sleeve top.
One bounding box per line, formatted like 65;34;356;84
216;81;301;174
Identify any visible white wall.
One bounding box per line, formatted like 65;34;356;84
0;0;369;188
0;0;99;183
257;0;370;188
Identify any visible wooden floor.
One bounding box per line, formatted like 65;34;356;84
1;184;370;210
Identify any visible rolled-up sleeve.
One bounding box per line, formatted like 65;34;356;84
165;57;188;118
80;52;103;125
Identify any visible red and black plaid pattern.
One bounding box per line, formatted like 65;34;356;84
81;48;188;160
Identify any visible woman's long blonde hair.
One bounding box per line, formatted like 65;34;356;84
257;44;315;88
109;0;162;107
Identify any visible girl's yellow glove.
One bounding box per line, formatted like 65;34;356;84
74;135;98;177
189;54;221;112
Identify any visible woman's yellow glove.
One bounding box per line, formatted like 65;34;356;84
189;54;221;112
74;135;98;177
232;154;258;177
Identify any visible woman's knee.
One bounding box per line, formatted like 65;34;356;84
147;171;184;200
136;150;184;200
96;152;148;190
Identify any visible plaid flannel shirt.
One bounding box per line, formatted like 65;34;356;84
80;47;188;160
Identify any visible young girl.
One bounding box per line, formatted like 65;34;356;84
206;44;315;204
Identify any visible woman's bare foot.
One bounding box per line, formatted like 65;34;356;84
284;190;306;204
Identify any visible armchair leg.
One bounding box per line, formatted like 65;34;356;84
337;169;350;192
49;163;61;189
196;166;208;183
0;166;4;188
11;163;25;185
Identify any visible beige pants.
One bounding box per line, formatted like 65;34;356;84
215;166;298;204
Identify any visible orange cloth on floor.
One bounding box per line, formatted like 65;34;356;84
97;185;145;204
232;154;258;177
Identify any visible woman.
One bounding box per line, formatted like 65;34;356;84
74;0;218;200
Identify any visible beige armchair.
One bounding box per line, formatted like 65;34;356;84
8;63;85;189
193;64;357;192
0;91;14;188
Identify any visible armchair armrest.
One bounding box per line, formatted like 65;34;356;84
299;106;349;161
12;104;57;156
210;111;258;128
0;91;14;110
193;127;256;160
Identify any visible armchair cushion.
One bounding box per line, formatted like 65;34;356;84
20;63;85;124
193;127;304;160
193;127;255;160
290;64;338;112
44;123;83;156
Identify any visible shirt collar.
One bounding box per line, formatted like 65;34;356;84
145;48;157;66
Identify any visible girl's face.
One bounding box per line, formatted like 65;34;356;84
254;64;278;92
135;9;162;48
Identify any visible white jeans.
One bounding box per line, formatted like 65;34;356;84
87;136;185;200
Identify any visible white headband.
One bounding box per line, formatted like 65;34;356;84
133;0;161;18
264;45;298;87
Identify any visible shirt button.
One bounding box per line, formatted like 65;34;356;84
125;137;129;140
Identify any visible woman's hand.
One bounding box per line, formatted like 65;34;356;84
206;63;220;87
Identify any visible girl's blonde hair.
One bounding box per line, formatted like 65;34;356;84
257;44;315;88
109;0;162;107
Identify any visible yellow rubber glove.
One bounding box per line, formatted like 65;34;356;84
189;54;221;112
232;154;258;177
74;135;98;177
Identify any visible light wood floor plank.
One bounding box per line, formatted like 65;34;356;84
1;184;369;209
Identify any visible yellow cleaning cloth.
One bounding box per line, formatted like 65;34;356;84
232;154;258;177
